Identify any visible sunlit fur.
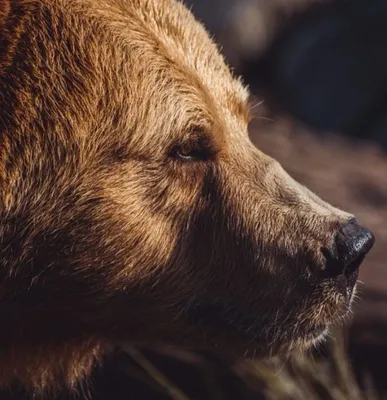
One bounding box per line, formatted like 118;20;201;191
0;0;356;394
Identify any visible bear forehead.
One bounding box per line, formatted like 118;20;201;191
0;0;251;155
50;0;250;124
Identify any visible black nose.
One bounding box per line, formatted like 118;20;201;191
323;219;375;277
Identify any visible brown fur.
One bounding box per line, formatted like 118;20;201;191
0;0;369;394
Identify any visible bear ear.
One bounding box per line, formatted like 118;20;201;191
0;0;10;25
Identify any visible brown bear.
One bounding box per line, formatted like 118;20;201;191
0;0;375;395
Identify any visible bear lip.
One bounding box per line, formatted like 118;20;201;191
188;299;330;350
342;254;363;299
344;267;360;302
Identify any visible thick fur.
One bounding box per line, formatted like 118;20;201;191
0;0;363;394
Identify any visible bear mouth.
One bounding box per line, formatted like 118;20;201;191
341;254;364;301
186;254;367;353
188;299;330;352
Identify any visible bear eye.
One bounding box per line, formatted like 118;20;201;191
172;142;208;161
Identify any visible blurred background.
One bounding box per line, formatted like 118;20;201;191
95;1;387;399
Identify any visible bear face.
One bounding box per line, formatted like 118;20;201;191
0;0;374;391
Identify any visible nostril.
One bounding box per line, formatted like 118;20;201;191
323;219;375;278
337;219;375;264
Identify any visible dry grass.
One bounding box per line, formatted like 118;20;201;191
116;329;379;400
237;331;378;400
